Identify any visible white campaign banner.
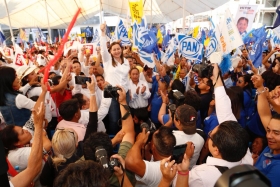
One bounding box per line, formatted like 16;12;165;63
220;9;244;54
235;5;258;37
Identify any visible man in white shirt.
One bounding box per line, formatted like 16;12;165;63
172;63;253;187
173;104;205;169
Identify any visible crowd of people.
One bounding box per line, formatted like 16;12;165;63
0;21;279;187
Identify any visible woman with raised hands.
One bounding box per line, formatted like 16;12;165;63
99;22;130;135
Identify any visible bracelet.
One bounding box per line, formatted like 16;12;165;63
256;87;268;95
90;92;96;96
178;171;189;176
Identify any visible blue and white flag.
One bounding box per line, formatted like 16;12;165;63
162;34;171;51
161;37;177;65
138;50;155;68
0;31;6;44
37;27;46;42
132;21;139;51
178;36;203;60
205;34;218;58
91;29;100;43
85;26;93;37
115;19;131;46
137;27;157;53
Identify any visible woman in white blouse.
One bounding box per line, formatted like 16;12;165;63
100;22;130;135
129;67;151;110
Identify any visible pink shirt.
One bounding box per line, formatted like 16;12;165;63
56;120;86;142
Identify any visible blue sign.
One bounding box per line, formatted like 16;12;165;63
206;37;218;58
179;36;203;60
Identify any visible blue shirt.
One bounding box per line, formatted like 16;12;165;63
150;94;162;124
254;146;280;187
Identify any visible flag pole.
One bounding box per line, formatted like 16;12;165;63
150;0;152;27
182;0;186;33
44;0;52;44
3;0;14;47
99;0;103;23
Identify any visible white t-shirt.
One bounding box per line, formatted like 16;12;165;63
173;131;205;169
128;80;151;109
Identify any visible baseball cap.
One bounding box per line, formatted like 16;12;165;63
175;104;197;134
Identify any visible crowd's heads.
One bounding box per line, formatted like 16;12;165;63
133;107;149;125
83;132;113;162
95;74;105;90
209;121;249;162
52;128;78;168
236;74;253;91
17;66;39;86
0;125;32;155
72;61;82;75
152;126;176;157
251;136;267;155
174;105;197;135
226;86;244;120
54;160;110;187
267;113;280;153
129;67;140;82
183;90;201;112
59;99;80;121
72;93;90;110
89;62;98;76
198;77;213;93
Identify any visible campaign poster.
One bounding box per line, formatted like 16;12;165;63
235;5;258;37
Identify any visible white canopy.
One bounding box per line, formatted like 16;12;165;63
0;0;229;28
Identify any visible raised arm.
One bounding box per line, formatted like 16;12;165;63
262;49;277;69
117;86;135;144
100;22;111;63
247;60;258;74
211;63;237;123
11;102;45;187
252;74;271;129
95;53;104;75
84;76;98;141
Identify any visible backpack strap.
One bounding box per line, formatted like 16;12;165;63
214;165;229;174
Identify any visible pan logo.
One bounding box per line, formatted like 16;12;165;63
206;37;218;58
180;37;201;58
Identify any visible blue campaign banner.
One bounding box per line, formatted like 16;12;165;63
205;36;218;58
116;19;131;46
179;36;203;60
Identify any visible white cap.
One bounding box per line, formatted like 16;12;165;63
209;52;222;65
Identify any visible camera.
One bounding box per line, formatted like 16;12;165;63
104;85;121;99
168;90;185;120
95;146;121;172
108;158;121;171
192;63;214;79
140;122;156;143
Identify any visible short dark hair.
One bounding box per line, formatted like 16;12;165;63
83;132;113;162
73;60;81;66
272;113;280;120
59;99;80;121
133;108;149;122
72;93;86;110
0;125;19;155
153;126;176;156
51;75;62;86
183;90;201;111
95;74;104;80
54;160;110;187
212;121;249;162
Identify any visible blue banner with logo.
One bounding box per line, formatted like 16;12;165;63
116;19;131;46
205;35;218;58
178;36;203;60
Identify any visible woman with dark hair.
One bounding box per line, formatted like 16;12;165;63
0;87;51;186
0;66;37;126
261;56;280;91
100;22;130;135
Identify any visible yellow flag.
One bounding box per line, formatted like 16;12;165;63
128;27;132;39
19;29;27;41
192;26;199;38
129;0;143;24
174;64;181;80
204;37;210;47
157;29;163;44
78;33;85;37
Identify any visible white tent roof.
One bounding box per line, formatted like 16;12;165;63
0;0;229;28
